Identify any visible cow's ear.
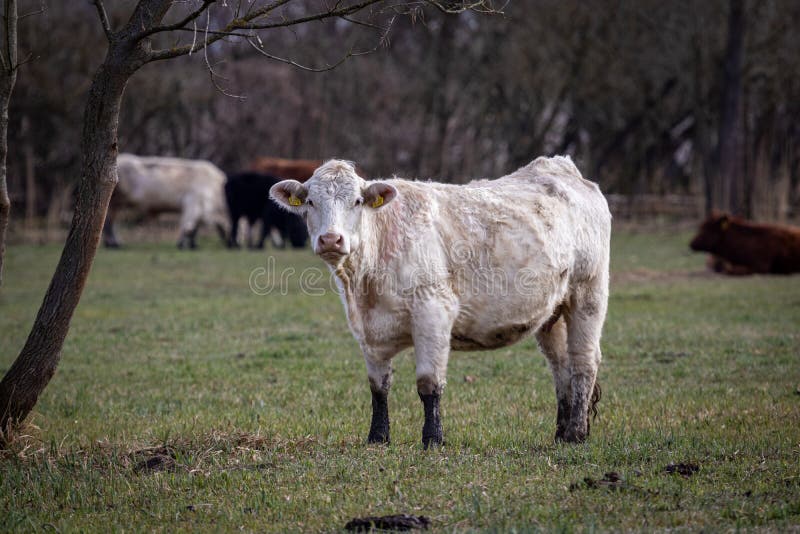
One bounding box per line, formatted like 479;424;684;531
362;182;397;210
270;180;308;211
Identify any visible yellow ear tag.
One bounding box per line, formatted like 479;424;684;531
288;195;302;207
371;195;384;209
721;220;730;231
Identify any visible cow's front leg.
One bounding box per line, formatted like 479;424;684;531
364;357;393;444
417;376;443;449
412;298;456;449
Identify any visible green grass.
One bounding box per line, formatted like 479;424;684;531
1;229;799;532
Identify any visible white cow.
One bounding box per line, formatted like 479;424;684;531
104;153;229;249
271;156;611;447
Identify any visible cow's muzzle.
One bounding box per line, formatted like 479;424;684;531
316;232;348;261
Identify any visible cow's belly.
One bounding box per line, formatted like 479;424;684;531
450;305;551;351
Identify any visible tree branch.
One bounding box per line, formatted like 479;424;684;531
146;0;497;62
91;0;114;41
147;0;387;61
244;14;394;72
138;0;217;38
2;0;18;73
19;5;46;21
201;9;245;99
238;0;390;30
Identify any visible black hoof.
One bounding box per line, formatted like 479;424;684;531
367;434;390;445
561;427;587;444
422;434;444;451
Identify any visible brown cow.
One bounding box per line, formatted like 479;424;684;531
249;157;367;181
249;157;322;182
690;211;800;275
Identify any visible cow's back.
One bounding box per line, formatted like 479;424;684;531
116;153;225;212
388;156;610;283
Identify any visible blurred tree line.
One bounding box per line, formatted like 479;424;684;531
5;0;800;224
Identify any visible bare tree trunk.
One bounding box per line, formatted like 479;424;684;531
0;41;142;429
22;115;35;228
715;0;746;215
692;24;714;215
0;0;18;289
431;16;455;179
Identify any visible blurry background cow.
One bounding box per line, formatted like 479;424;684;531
690;212;800;275
224;171;308;249
104;154;229;249
248;158;321;182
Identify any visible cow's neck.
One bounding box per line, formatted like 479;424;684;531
332;201;404;340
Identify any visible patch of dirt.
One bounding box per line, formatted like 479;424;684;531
132;446;178;474
649;351;691;364
664;462;700;477
134;453;176;473
570;471;627;491
344;514;430;531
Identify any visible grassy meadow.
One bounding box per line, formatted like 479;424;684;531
1;228;799;532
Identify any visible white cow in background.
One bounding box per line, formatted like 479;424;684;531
271;156;611;448
104;153;229;249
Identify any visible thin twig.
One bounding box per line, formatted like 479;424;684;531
244;13;395;72
148;0;498;62
91;0;113;40
139;0;217;39
202;10;245;99
148;0;386;61
18;7;46;21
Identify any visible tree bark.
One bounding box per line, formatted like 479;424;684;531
0;0;18;289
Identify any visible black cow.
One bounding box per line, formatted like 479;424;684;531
224;172;308;249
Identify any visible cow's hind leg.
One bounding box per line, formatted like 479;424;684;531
102;214;120;248
363;354;394;444
178;197;202;250
535;314;572;442
564;285;606;443
227;214;241;248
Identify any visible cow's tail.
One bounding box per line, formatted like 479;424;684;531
589;380;602;421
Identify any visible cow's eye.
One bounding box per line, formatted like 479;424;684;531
355;198;363;207
307;199;314;207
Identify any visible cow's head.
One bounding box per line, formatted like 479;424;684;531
269;160;397;265
690;211;731;252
